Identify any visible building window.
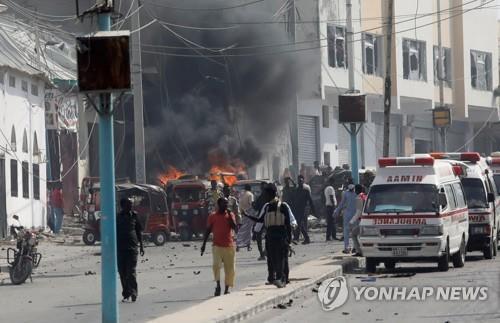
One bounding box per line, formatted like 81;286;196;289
322;105;330;128
363;33;381;75
22;161;29;198
21;80;28;92
327;25;347;68
403;39;427;81
433;46;452;87
33;164;40;200
0;69;4;84
31;83;38;96
9;75;15;88
10;126;16;152
10;159;18;197
33;132;39;156
470;50;492;91
22;129;28;153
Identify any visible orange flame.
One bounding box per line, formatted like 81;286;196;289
158;166;185;185
208;163;246;187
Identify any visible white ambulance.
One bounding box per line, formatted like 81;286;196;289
432;153;499;259
359;156;469;273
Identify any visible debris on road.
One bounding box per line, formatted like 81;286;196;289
193;271;201;275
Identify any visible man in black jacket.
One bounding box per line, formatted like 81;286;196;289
292;175;315;244
247;184;295;288
116;198;144;302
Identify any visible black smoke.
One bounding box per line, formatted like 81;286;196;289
137;1;311;180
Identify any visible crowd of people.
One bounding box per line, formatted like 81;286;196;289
196;173;369;297
109;172;370;301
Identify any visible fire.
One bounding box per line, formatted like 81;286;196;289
158;166;185;185
207;150;247;186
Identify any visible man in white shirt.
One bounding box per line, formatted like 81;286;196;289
324;179;337;241
236;184;255;251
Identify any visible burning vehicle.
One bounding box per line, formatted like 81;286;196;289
170;180;210;241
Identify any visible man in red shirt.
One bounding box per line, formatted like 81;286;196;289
50;183;64;234
201;197;237;296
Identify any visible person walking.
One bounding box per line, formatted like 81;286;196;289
253;182;268;260
291;175;315;244
350;185;367;256
281;177;295;206
334;183;357;253
201;197;237;296
116;198;145;302
236;184;254;251
50;183;64;234
324;178;337;241
246;184;295;288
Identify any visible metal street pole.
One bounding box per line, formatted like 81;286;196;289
97;11;119;323
346;0;359;184
289;0;299;178
131;0;146;183
382;0;394;157
437;0;447;151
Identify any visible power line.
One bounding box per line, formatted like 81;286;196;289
141;0;494;58
144;0;268;11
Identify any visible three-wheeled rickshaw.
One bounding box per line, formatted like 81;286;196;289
170;180;210;241
82;183;171;246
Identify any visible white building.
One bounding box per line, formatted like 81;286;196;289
0;38;47;235
0;14;76;237
288;0;498;175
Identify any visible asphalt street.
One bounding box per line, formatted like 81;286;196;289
248;252;500;323
0;231;341;323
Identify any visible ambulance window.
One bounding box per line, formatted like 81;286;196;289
444;185;456;210
461;178;488;208
452;183;467;209
365;184;439;213
493;175;500;195
487;177;498;196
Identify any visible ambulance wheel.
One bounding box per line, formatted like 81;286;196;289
483;235;494;260
438;240;450;272
366;258;377;273
384;261;396;271
179;228;192;241
152;231;167;246
452;236;466;268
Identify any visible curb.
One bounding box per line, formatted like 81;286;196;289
218;257;365;323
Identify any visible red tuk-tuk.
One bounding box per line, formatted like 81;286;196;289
82;183;171;246
170;180;210;241
79;177;130;222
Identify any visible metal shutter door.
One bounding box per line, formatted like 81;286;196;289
298;115;318;167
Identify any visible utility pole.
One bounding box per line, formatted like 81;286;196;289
97;2;118;322
437;0;447;151
131;0;146;183
382;0;394;157
288;0;299;178
346;0;360;184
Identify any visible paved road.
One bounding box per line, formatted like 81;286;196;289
248;252;500;323
0;231;341;323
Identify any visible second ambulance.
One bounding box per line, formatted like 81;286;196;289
432;153;499;260
359;156;469;273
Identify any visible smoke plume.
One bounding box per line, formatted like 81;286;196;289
140;0;311;180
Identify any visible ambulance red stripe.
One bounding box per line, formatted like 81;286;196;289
362;208;468;219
